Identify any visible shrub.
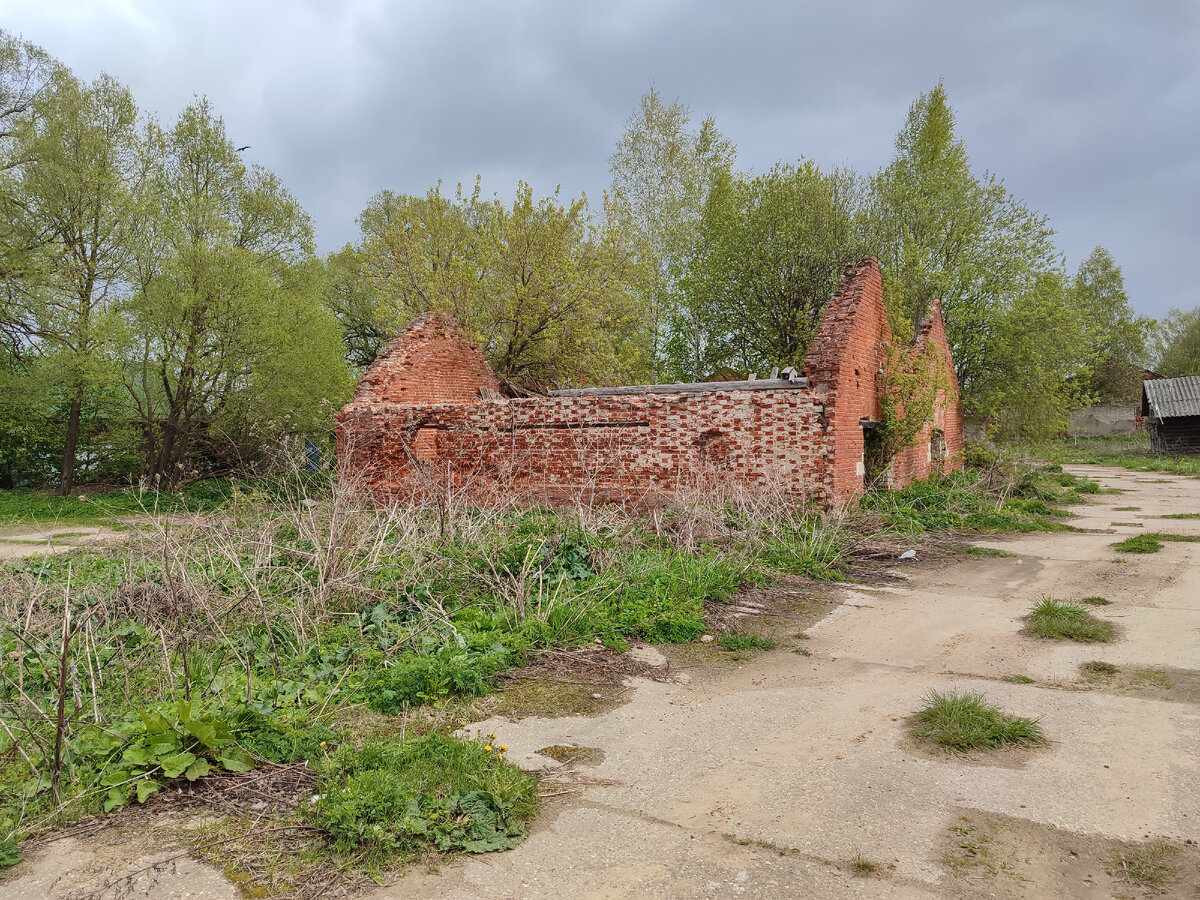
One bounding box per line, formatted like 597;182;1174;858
314;732;537;859
364;645;511;714
1027;598;1115;643
912;690;1045;751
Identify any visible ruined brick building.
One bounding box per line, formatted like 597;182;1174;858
336;257;964;505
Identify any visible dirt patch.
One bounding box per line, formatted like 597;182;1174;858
1079;664;1200;703
708;575;840;628
939;810;1200;898
535;745;606;767
493;679;629;719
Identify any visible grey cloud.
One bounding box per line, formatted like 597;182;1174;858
4;0;1198;316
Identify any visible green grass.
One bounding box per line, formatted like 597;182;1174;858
1043;433;1200;477
1081;661;1119;678
1112;532;1200;553
1001;674;1035;684
1080;596;1111;606
1160;512;1200;519
861;466;1091;537
1110;841;1180;889
314;732;538;861
1026;598;1116;643
718;633;775;652
1112;506;1141;511
0;481;237;526
912;690;1045;751
849;853;881;876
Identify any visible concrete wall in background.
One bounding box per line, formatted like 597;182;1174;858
1068;404;1140;437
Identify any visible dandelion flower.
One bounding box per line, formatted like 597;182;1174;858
485;745;492;752
500;745;507;751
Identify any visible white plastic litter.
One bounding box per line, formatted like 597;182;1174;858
898;550;917;560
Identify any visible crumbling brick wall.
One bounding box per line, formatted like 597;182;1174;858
890;299;965;485
337;258;963;505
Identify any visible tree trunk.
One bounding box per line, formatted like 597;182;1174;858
58;391;83;496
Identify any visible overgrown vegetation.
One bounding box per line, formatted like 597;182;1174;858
1046;434;1200;477
912;690;1046;751
0;452;1103;886
0;469;854;875
861;459;1094;536
315;733;537;861
1026;598;1116;643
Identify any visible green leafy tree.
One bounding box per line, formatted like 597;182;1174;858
324;244;389;371
1153;307;1200;377
343;181;645;391
6;70;141;492
675;161;864;378
868;82;1059;414
123;100;350;483
607;89;735;379
1070;246;1151;401
972;273;1090;440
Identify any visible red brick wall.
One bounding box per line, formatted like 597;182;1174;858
890;299;965;486
339;389;833;503
355;311;501;405
803;258;888;499
337;258;964;505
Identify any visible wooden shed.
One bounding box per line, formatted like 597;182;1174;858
1142;375;1200;454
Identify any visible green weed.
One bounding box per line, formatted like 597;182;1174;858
718;633;775;652
1081;596;1111;605
1160;512;1200;519
1001;674;1034;684
913;690;1045;751
1112;532;1200;553
1027;598;1116;643
314;732;537;861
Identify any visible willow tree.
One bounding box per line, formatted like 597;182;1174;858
123;100;350;483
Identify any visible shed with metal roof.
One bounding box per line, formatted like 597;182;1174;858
1141;375;1200;453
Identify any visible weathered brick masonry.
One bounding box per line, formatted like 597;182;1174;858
337;257;963;504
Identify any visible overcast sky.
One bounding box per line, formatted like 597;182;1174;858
3;0;1197;318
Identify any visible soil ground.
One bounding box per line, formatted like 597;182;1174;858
4;464;1200;898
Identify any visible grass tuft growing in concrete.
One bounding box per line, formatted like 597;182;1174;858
1027;598;1116;643
912;689;1045;751
1001;674;1034;684
1080;596;1111;606
849;853;881;876
1081;661;1119;678
1112;532;1200;553
718;633;775;652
